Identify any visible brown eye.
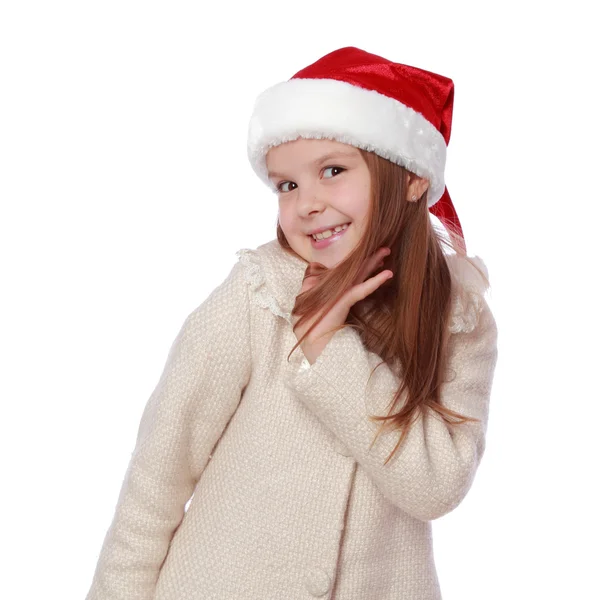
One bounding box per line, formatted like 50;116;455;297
278;181;297;193
323;166;345;179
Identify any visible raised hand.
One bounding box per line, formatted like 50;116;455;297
292;247;393;365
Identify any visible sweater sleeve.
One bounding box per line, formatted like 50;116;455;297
284;297;498;522
85;259;252;600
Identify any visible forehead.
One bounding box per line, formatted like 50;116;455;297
266;138;360;171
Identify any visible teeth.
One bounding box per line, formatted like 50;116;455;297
311;223;349;240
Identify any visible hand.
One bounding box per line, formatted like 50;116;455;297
292;247;393;365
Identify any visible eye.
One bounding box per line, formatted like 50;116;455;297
275;166;345;194
277;181;297;193
323;166;345;179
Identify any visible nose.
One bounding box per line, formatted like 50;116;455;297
296;184;326;218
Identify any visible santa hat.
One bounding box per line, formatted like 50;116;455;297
247;46;465;252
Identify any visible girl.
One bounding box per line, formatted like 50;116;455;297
85;46;498;600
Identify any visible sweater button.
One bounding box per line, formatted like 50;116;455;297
303;566;331;596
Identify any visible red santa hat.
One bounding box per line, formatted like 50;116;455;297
247;46;466;252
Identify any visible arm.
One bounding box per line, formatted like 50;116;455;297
284;298;498;522
85;259;252;600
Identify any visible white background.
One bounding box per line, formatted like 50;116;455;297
1;1;598;598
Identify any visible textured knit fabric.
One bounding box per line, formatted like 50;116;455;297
85;238;498;600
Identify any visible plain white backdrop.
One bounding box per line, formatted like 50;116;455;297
1;1;598;598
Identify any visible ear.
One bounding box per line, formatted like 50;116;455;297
406;172;430;202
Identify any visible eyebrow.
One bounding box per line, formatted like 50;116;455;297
267;150;359;180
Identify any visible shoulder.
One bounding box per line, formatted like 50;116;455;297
235;239;283;290
235;239;308;323
444;253;494;335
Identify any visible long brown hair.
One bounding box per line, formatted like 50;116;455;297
278;149;489;465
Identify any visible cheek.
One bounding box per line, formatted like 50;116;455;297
277;207;294;232
337;181;368;218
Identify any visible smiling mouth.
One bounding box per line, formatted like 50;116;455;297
308;223;351;248
307;223;351;240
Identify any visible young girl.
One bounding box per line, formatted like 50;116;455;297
85;46;498;600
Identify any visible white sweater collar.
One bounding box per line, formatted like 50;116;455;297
236;239;490;334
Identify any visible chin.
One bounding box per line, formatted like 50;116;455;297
308;247;353;268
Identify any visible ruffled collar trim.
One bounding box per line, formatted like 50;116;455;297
236;239;308;326
236;238;490;334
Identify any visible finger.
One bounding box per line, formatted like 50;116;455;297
356;247;391;282
348;270;393;305
367;251;390;279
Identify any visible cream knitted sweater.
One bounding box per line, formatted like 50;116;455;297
85;238;498;600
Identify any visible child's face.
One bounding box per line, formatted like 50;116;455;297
266;138;371;268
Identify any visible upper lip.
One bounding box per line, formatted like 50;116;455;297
306;223;350;236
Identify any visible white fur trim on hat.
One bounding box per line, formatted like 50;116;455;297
247;77;447;207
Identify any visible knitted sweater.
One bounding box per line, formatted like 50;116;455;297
85;238;498;600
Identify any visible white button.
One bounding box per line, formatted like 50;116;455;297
303;567;331;597
331;437;352;457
